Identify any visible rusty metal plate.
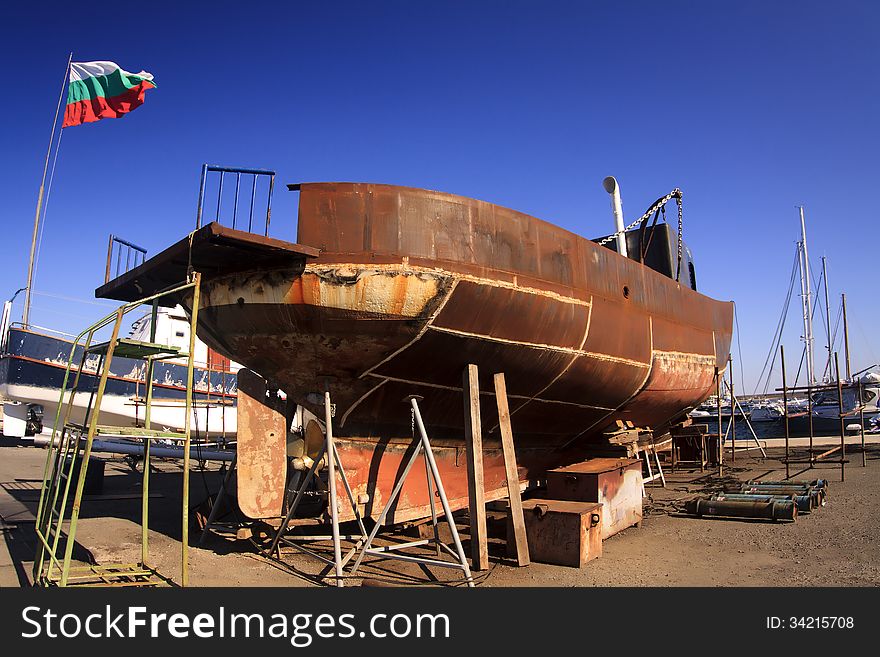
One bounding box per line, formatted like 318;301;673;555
236;368;287;519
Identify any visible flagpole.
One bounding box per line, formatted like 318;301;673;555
22;52;72;327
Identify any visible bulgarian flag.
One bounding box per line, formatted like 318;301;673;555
62;61;156;128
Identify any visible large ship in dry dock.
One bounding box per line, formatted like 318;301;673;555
96;178;734;524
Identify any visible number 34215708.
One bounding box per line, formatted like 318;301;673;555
766;617;854;629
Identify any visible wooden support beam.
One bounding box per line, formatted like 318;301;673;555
494;373;529;567
462;364;489;571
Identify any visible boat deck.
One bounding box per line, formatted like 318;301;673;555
95;222;319;303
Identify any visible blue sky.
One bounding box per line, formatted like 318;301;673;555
2;1;878;392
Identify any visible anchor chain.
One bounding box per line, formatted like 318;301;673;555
598;188;682;246
598;187;684;282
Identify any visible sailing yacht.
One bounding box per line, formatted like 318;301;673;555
749;207;876;433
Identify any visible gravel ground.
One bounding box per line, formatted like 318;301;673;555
2;439;878;587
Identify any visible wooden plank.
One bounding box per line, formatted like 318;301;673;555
604;429;641;445
462;364;488;571
494;373;529;567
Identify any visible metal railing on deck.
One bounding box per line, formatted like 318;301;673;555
195;164;275;235
105;235;147;283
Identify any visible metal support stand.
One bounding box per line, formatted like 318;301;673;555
723;380;767;458
265;390;367;587
641;436;665;490
350;397;474;587
198;454;238;545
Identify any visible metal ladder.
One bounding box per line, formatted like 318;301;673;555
33;274;202;587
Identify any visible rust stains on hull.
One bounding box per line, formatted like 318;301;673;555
100;182;735;522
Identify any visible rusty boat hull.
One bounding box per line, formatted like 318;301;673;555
99;183;733;523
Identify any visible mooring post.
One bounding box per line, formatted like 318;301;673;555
494;372;529;567
463;363;488;571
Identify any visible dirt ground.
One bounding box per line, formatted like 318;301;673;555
1;436;878;588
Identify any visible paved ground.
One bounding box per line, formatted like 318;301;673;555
1;435;878;588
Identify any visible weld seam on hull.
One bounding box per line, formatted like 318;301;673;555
427;323;650;368
362;372;615;412
562;316;656;447
651;349;716;363
340;378;388;427
501;295;595;430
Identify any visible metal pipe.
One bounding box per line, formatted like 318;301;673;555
739;483;819;492
739;486;825;506
744;484;825;495
266;174;275;236
104;234;114;284
196;164;208;228
203;165;275;176
685;498;797;522
739;481;823;491
602;176;628;258
110;235;147;253
232;173;241;230
216;172;224;223
248;175;257;233
32;437;235;462
744;480;823;489
713;493;811;513
747;479;826;489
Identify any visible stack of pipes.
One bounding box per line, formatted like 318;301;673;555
684;479;828;522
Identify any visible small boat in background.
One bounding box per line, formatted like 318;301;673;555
689;395;751;419
0;305;240;438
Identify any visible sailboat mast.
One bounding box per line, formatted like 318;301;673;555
798;206;815;385
842;293;852;381
22;53;72;327
821;256;832;382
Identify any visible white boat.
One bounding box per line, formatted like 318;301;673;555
1;305;240;438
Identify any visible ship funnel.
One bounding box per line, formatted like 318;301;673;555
602;176;628;257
